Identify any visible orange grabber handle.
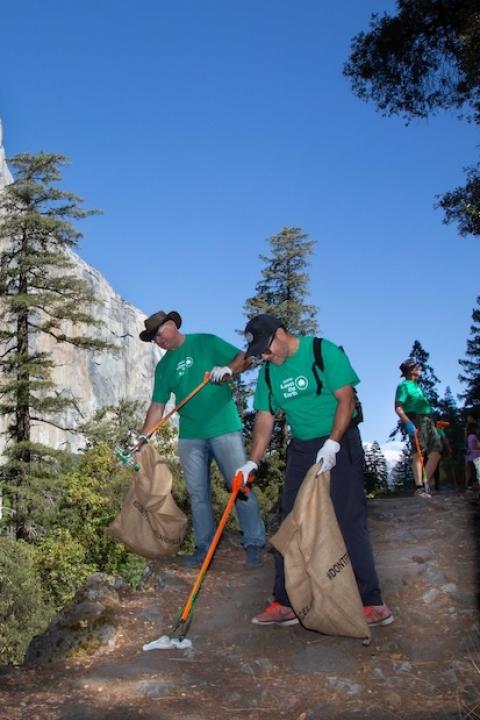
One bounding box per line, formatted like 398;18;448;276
178;470;254;624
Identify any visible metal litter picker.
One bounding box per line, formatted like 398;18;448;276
143;470;252;651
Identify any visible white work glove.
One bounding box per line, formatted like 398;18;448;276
315;439;340;474
210;366;233;383
236;460;258;486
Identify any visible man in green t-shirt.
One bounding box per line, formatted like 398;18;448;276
137;310;265;568
236;314;392;629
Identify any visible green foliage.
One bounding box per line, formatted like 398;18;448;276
0;538;53;665
53;444;147;582
33;528;97;609
344;0;480;237
78;399;146;450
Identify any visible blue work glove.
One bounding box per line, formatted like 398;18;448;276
404;421;416;436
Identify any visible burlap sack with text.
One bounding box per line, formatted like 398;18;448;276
107;444;188;558
271;465;370;640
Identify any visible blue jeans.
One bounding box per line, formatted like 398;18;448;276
178;431;266;552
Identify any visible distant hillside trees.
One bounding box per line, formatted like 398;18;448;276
458;296;480;408
390;446;415;492
364;441;389;495
344;0;480;238
0;152;112;538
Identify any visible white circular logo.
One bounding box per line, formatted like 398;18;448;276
185;357;194;368
295;376;308;391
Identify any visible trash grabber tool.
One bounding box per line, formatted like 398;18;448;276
115;372;211;468
413;429;430;495
142;470;254;651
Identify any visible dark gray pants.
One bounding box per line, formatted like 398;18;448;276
273;425;383;607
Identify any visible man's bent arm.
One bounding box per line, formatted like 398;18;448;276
249;411;275;464
140;402;165;437
329;385;356;443
228;351;252;375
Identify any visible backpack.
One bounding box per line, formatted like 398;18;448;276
264;337;364;423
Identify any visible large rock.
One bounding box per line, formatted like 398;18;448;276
25;573;123;665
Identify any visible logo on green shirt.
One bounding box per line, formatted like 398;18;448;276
280;375;309;399
176;356;194;376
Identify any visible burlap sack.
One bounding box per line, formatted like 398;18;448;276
271;464;370;640
107;444;188;558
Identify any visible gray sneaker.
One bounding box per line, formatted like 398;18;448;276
414;487;432;498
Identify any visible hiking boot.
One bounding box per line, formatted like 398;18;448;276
414;487;432;498
181;549;207;568
363;603;394;627
251;601;299;626
245;545;263;568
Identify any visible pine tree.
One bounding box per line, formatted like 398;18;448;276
410;340;441;412
243;226;318;334
390;447;414;493
364;441;388;495
242;226;318;459
459;296;480;408
0;152;113;537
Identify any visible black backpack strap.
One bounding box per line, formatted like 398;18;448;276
264;362;274;414
312;337;324;395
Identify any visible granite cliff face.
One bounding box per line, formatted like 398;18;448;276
28;250;161;452
0;124;161;456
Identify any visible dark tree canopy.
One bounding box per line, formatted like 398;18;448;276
344;0;480;237
344;1;480;122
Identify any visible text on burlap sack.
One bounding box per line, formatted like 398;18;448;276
327;551;350;580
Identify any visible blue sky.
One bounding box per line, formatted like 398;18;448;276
2;0;478;444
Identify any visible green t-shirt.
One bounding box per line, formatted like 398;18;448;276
152;333;242;440
395;380;432;414
253;336;360;440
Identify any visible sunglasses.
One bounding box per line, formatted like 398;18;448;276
261;331;277;356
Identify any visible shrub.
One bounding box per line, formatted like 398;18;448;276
0;538;53;665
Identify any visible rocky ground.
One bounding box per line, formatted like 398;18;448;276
1;489;479;720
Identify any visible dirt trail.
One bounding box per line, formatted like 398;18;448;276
1;491;479;720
